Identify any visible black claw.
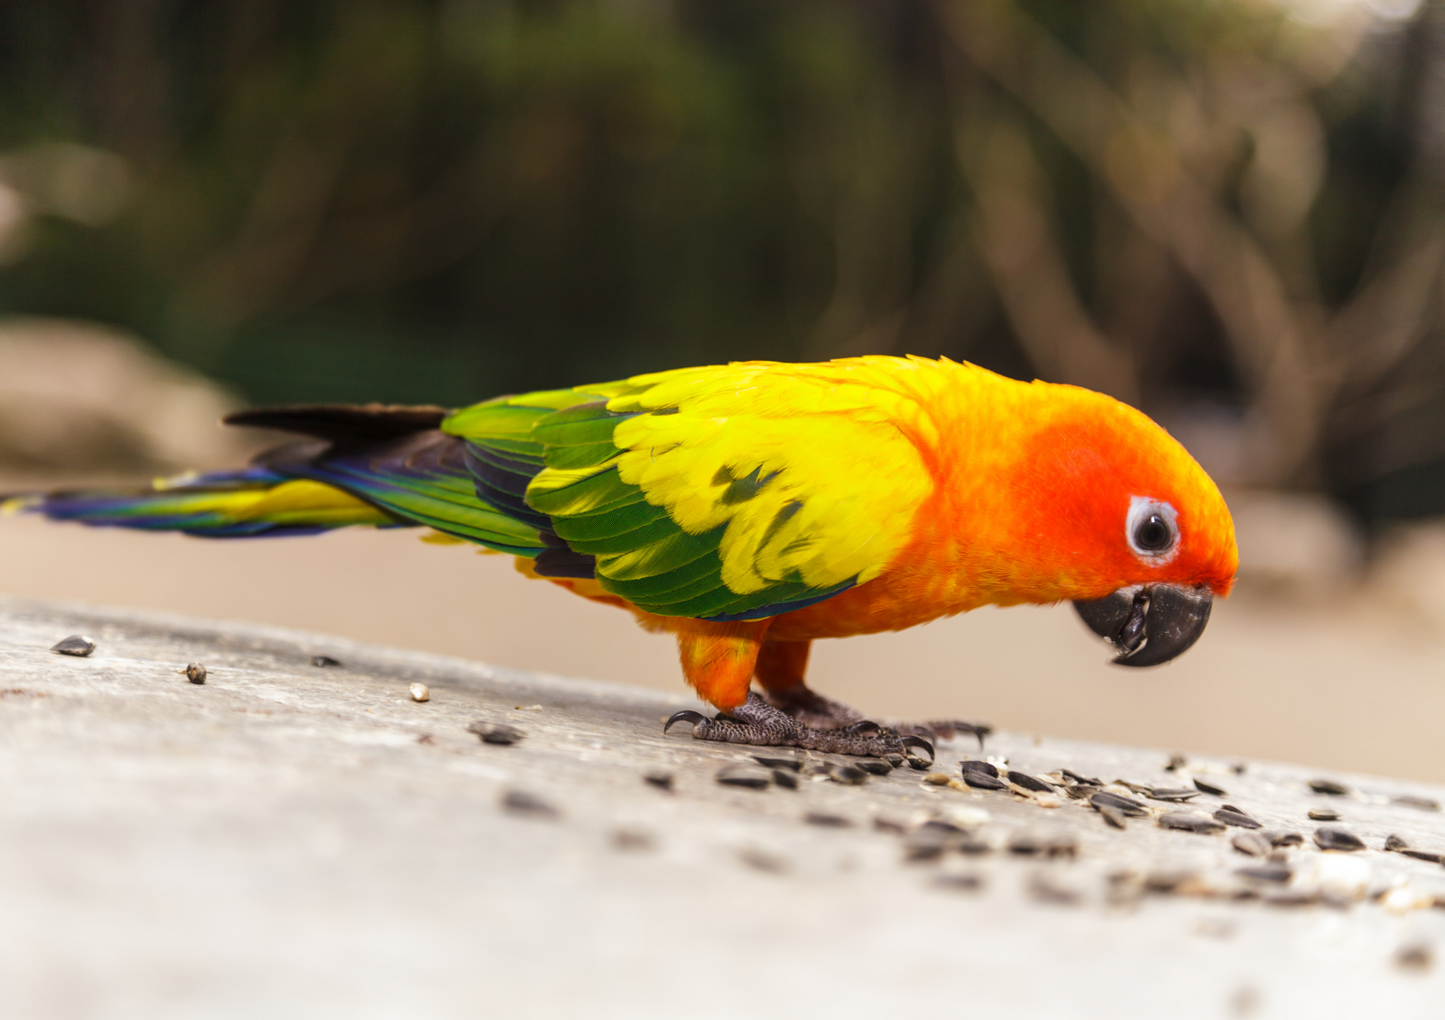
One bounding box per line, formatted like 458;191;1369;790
845;720;882;734
957;723;987;752
664;710;707;733
901;734;935;768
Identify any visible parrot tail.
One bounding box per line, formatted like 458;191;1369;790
2;467;401;538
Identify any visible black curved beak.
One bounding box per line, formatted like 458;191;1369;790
1073;585;1213;667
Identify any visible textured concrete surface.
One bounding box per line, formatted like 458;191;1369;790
1;596;1443;1020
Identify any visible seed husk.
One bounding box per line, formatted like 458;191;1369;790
408;683;430;702
959;759;999;777
1098;804;1128;830
310;655;342;668
853;758;893;775
1008;833;1077;858
1385;833;1410;852
771;769;800;790
716;765;773;789
1313;826;1366;852
873;816;906;835
752;755;802;772
1147;787;1199;803
1308;778;1350;796
957;838;993;855
1308;808;1340;822
903;836;947;862
1062;768;1102;785
1231;832;1272;857
467;721;524;745
1164;754;1187;772
736;848;788;874
179;662;206;684
1193;778;1227;796
1237;865;1292;883
1393;795;1441;812
1006;770;1055;792
1404;849;1444;864
1090;791;1148;816
827;763;869;785
501;790;557;818
1028;872;1082;905
962;771;1008;791
643;770;674;792
804;811;853;828
1214;807;1263;829
50;635;95;657
1159;811;1226;834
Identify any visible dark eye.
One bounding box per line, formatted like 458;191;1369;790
1133;514;1173;552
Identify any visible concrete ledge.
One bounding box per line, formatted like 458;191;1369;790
0;596;1442;1019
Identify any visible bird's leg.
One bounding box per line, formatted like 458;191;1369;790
667;691;932;758
754;639;990;749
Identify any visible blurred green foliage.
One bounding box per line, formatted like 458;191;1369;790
1;0;1445;519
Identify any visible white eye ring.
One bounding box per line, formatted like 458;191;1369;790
1126;496;1179;563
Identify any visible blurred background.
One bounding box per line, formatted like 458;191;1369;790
2;0;1445;779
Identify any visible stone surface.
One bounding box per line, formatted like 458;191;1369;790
0;596;1443;1019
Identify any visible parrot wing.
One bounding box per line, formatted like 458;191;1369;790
445;359;937;620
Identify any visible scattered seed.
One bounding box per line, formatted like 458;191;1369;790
408;683;430;702
1313;826;1366;852
827;763;868;786
1116;780;1155;796
467;721;524;745
804;812;853;828
931;873;984;892
1308;808;1340;822
1164;754;1187;772
903;836;947;862
1008;833;1077;858
1231;763;1248;775
50;635;95;657
1309;778;1350;796
1148;787;1199;803
179;663;206;684
963;771;1008;791
1263;890;1320;907
1385;833;1410;852
1214;807;1263;829
1006;770;1055;792
1028;872;1082;905
1404;849;1444;864
1143;871;1198;895
958;838;993;855
736;848;788;874
1232;832;1272;857
644;771;674;792
1393;795;1441;812
922;773;952;786
310;655;342;668
854;758;893;775
501;790;557;818
1237;865;1292;883
771;769;799;790
1159;811;1226;834
1257;831;1299;848
919;818;968;836
882;753;905;768
1062;768;1102;785
959;759;999;777
753;755;801;772
1098;804;1128;830
716;765;772;789
1090;791;1148;816
873;816;907;835
903;750;933;771
1193;778;1227;796
1396;943;1433;972
611;828;654;851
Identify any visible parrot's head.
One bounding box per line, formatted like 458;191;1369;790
1008;382;1238;667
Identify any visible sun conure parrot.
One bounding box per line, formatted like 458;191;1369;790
10;356;1237;760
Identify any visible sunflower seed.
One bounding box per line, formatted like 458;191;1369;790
804;811;853;828
1193;778;1227;796
854;758;893;775
957;838;993;855
753;755;802;772
903;836;947;862
1231;832;1272;857
736;848;788;873
1396;943;1433;972
1098;804;1128;829
1265;830;1303;847
873;816;907;835
50;635;95;657
716;765;772;789
644;771;674;791
1214;807;1262;829
827;764;868;786
1309;778;1350;796
1006;770;1055;792
771;769;799;790
1164;754;1187;772
467;721;524;745
931;873;984;892
1159;812;1226;834
178;662;207;684
1393;795;1441;812
959;759;999;777
1313;826;1366;852
408;683;430;702
1404;849;1444;863
310;655;342;667
1147;787;1199;803
1308;808;1340;822
1116;780;1155;795
1090;791;1148;816
1028;872;1082;905
1062;768;1102;785
922;773;952;786
1237;865;1291;883
1008;833;1077;858
963;771;1008;791
501;790;557;818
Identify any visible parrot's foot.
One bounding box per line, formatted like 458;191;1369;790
664;692;935;761
761;684;990;750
